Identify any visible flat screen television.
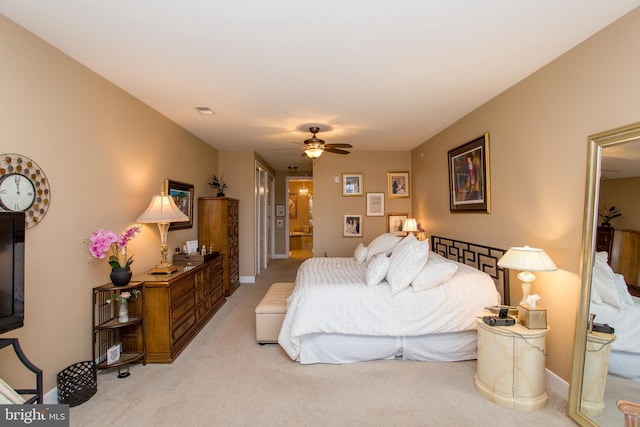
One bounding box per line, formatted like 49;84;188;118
0;212;25;335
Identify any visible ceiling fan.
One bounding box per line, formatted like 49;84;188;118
302;127;352;159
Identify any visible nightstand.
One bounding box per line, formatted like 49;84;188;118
581;331;616;416
475;318;549;411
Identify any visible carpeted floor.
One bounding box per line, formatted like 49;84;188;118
69;258;576;426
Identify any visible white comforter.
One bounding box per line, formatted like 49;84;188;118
278;253;500;360
590;296;640;354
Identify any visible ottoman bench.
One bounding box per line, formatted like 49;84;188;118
255;282;295;344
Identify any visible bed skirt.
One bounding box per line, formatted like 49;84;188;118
295;330;477;364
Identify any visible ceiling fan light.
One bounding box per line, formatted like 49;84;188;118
305;147;323;159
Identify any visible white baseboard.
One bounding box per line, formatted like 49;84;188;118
546;369;569;401
239;276;255;284
273;254;288;259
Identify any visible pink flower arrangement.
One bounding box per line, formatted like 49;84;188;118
416;223;425;233
107;289;141;304
88;226;141;270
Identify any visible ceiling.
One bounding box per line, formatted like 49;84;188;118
2;1;640;172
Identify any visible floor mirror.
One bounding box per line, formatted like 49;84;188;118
568;122;640;426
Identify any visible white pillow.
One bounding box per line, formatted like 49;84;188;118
365;233;402;262
590;283;603;304
592;251;623;308
366;254;390;286
614;273;634;305
412;262;458;292
386;240;429;295
354;243;368;264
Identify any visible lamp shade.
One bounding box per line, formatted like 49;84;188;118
403;218;418;232
497;246;557;272
136;193;189;223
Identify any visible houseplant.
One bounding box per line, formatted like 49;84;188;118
209;174;228;197
88;225;141;286
598;205;621;227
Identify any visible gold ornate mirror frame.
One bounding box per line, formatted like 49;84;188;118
567;121;640;425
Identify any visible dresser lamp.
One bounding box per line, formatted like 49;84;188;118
402;218;418;235
497;246;557;305
137;191;189;274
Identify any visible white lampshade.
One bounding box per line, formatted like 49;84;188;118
497;246;557;272
137;192;188;273
498;246;557;305
403;218;418;232
136;193;189;224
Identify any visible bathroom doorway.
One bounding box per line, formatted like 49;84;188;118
288;178;313;259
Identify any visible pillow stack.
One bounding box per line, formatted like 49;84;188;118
385;234;430;295
592;251;634;308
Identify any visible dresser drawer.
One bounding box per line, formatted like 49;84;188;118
171;295;195;323
172;313;196;343
170;278;194;302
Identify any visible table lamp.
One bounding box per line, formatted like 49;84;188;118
497;246;557;304
403;218;418;236
137;190;189;274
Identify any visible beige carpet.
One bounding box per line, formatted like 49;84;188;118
70;258;575;427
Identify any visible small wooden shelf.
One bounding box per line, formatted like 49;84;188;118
92;281;146;377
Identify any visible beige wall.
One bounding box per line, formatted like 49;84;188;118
313;151;411;257
411;7;640;381
599;177;640;230
0;16;219;391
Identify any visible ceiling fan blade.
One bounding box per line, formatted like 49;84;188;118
324;148;350;155
325;143;352;149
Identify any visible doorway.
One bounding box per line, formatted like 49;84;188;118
288;178;313;259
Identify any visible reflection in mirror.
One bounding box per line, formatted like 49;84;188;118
568;123;640;426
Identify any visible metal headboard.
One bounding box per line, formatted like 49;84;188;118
431;235;510;305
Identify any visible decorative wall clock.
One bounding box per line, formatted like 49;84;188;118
0;153;51;229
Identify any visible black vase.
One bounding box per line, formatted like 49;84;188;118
110;269;132;287
217;192;225;197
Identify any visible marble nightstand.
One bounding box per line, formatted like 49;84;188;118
474;318;549;411
581;330;616;416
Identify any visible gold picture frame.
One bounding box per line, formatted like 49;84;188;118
342;173;363;196
387;172;409;198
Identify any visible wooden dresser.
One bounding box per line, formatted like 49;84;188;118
199;197;240;296
139;255;225;363
597;226;640;297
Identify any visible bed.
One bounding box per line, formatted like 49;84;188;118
589;251;640;381
278;235;510;364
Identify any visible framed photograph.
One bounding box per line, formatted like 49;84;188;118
289;194;297;219
366;192;385;216
276;204;285;217
343;214;363;237
186;240;199;255
448;133;491;213
387;172;409;198
387;213;408;236
165;179;194;230
342;173;364;196
107;344;121;365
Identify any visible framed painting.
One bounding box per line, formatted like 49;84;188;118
448;133;491;213
366;192;385;216
165;179;194;230
342;173;363;196
343;214;363;237
276;204;285;217
387;213;408;236
289;194;297;219
387;172;409;198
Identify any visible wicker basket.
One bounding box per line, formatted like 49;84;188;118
57;361;97;406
